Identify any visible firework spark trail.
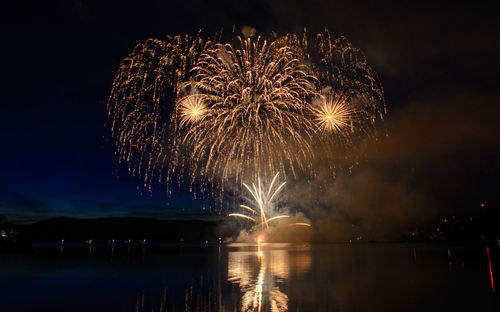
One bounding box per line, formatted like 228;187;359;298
229;172;308;232
288;223;312;227
107;29;386;197
228;213;257;222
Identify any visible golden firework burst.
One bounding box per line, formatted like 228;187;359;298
180;36;317;183
178;95;207;125
106;30;386;195
229;172;310;231
313;92;353;133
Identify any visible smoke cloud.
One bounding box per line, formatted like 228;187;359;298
287;92;500;242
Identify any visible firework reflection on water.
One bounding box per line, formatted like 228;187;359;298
227;243;312;312
133;244;311;312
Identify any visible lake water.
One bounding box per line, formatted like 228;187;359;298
0;243;497;311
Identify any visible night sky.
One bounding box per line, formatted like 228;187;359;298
1;0;499;225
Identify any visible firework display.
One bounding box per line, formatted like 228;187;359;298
229;172;295;230
179;36;317;184
229;172;313;236
107;29;385;195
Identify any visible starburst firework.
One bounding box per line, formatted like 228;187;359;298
178;95;207;125
313;91;352;133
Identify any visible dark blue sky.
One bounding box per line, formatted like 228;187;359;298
1;0;499;223
0;78;212;221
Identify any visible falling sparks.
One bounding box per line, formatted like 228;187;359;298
180;35;318;185
107;29;386;196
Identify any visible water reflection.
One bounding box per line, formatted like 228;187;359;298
4;244;496;312
227;244;311;311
